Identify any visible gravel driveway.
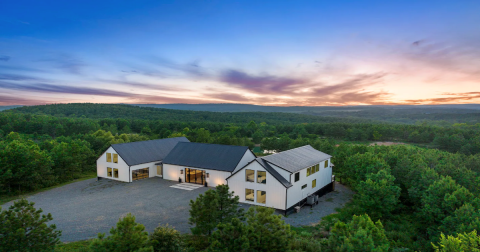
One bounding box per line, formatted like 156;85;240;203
2;179;352;242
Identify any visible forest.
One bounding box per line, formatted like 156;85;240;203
1;103;480;251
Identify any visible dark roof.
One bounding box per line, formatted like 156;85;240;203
162;142;249;172
111;137;189;166
256;158;292;188
226;158;292;188
262;145;331;173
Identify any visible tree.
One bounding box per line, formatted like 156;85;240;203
149;224;182;252
432;230;480;252
90;213;152;252
245;206;293;252
252;130;264;144
189;185;243;236
354;169;401;220
208;218;250;252
0;199;61;252
326;214;390;252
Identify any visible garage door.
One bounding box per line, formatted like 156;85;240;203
132;168;149;181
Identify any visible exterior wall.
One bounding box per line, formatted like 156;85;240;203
267;162;291;182
129;161;159;182
227;161;287;210
286;158;332;209
232;150;256;173
163;164;231;187
96;147;130;182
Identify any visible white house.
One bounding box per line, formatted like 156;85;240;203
226;145;333;213
161;142;256;187
97;138;333;214
96;137;189;182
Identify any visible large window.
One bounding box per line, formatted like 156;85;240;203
107;167;112;177
302;184;307;189
294;172;300;182
312;179;316;188
113;169;119;178
245;189;254;202
307;167;311;176
257;190;266;204
246;169;255;182
325;160;329;168
132;168;149;181
106;153;112;162
257;171;266;184
113;154;118;163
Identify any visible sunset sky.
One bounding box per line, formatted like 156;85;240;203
1;0;479;106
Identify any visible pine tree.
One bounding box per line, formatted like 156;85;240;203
0;199;61;252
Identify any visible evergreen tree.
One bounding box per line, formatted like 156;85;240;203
90;213;152;252
432;230;480;252
0;199;61;252
149;224;183;252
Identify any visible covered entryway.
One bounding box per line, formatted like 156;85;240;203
185;168;205;185
132;168;149;181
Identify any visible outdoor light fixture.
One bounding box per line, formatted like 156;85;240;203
180;170;183;175
206;173;209;178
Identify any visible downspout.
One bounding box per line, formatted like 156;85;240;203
129;166;131;182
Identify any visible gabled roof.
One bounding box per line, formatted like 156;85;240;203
162;142;249;172
111;137;189;166
261;145;331;173
225;158;292;188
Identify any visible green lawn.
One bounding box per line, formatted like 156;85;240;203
0;172;97;205
55;240;92;252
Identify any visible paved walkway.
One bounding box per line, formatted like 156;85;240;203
170;183;205;191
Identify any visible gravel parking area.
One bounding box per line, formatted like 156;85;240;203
2;177;208;242
2;179;352;242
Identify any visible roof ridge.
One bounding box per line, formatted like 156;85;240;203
111;137;187;146
264;144;312;157
177;142;249;148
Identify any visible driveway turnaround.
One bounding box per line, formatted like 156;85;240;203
1;179;352;242
2;177;209;242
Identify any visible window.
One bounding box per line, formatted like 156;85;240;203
312;179;316;188
246;169;255;182
311;166;315;174
307;167;311;176
114;169;119;178
113;154;118;163
107;167;112;177
106;153;112;162
316;164;319;172
257;190;266;204
325;160;329;168
294;172;300;182
302;184;307;189
245;189;254;201
257;171;266;184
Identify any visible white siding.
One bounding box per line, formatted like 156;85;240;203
96;147;130;182
163;164;231;187
227;161;287;210
286;158;332;209
232;150;256;173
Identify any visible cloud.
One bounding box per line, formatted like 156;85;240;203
0;94;44;105
144;56;207;77
0;56;10;61
39;54;86;75
404;92;480;104
219;69;306;93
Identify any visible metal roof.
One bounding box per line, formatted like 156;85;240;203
111;137;189;166
256;158;292;188
162;142;249;172
261;145;331;173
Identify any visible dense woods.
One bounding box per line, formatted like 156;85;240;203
1;103;480;251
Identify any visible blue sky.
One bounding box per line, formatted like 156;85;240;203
1;0;479;105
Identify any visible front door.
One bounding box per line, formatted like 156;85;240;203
185;168;205;185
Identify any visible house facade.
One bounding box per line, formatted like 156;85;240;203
96;138;333;213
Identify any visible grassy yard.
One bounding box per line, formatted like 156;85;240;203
55;240;92;252
0;172;97;205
